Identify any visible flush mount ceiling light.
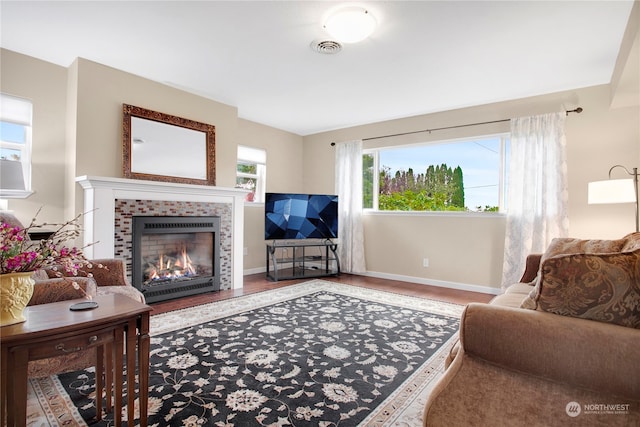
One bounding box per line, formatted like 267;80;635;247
324;7;376;43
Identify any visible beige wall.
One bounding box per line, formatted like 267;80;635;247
565;87;640;237
1;49;304;272
72;58;238;186
303;85;640;291
2;48;638;292
237;119;304;270
0;49;68;225
71;57;240;215
0;50;243;221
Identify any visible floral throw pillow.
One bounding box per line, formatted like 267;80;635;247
622;232;640;252
520;235;631;308
529;250;640;328
540;237;627;263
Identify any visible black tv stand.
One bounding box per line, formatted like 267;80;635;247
266;240;340;281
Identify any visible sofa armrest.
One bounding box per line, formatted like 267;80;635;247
518;253;542;283
460;303;640;400
28;277;97;306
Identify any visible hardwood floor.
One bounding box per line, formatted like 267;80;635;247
149;273;495;315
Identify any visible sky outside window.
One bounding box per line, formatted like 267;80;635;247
0;121;26;144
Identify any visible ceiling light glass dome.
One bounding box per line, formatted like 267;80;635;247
324;7;376;43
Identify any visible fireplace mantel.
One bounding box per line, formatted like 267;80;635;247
76;175;248;290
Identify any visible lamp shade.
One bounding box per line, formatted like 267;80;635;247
0;159;26;191
588;179;635;204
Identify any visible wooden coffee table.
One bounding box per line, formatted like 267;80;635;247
0;294;152;427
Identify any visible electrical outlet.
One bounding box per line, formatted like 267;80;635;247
423;258;429;268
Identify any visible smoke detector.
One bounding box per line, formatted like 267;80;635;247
310;39;343;54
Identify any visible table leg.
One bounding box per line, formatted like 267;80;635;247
96;345;103;420
105;343;113;412
9;347;28;426
113;327;124;427
126;317;136;426
138;312;150;427
1;344;7;426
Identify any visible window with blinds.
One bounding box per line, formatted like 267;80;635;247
1;93;33;197
236;145;266;203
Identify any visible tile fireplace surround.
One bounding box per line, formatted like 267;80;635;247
76;176;247;291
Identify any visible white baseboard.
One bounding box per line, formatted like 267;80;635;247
243;267;502;296
360;271;502;295
244;266;267;276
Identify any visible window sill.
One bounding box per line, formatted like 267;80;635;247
0;189;34;199
363;209;505;218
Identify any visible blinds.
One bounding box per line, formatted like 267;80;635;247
238;145;266;164
1;94;32;126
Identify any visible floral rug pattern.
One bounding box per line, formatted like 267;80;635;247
28;280;462;426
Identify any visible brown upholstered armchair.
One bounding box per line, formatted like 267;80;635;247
1;211;145;377
27;260;146;377
36;258;145;305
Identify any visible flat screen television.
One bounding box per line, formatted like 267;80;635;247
265;193;338;240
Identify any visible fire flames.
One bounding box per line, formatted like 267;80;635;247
144;245;198;284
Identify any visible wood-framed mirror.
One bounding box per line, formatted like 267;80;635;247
122;104;216;186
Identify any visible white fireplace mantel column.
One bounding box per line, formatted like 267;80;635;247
76;175;248;290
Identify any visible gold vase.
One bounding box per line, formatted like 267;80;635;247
0;272;35;327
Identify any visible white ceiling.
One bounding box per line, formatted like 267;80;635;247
0;1;635;136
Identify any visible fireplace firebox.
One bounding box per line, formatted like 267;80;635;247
132;216;221;303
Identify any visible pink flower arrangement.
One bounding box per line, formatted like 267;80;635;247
0;209;95;276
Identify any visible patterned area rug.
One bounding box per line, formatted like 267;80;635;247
27;280;463;426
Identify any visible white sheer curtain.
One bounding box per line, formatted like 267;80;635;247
501;112;569;288
335;140;367;273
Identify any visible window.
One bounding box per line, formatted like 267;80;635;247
0;94;33;197
236;145;266;203
363;134;509;212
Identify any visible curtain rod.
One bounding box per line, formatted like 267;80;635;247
330;107;583;146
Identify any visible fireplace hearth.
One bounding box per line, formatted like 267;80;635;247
132;216;221;303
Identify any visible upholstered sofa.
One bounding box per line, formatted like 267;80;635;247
424;233;640;426
1;211;145;377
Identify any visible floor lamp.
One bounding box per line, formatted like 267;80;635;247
588;165;639;232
